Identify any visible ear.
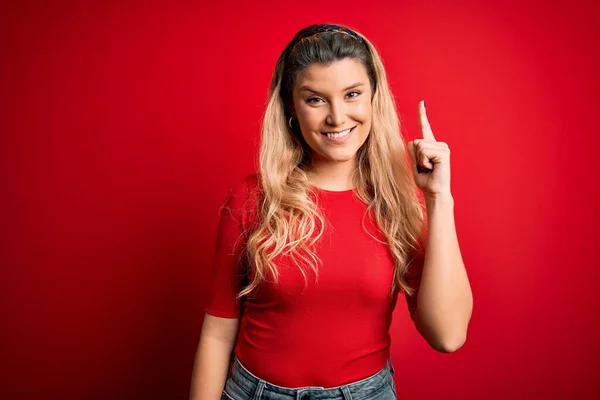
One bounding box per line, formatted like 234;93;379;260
288;89;299;117
288;103;296;117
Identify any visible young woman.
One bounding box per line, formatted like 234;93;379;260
190;23;472;400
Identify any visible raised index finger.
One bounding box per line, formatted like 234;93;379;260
419;100;436;141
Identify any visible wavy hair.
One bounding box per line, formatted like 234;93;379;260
239;24;427;299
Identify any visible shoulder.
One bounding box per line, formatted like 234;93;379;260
243;173;261;194
220;173;262;224
228;173;261;204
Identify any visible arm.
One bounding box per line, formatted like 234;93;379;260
189;313;239;400
407;101;473;353
191;176;254;397
413;194;473;353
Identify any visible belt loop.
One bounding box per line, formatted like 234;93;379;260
252;379;266;400
387;355;395;376
340;386;353;400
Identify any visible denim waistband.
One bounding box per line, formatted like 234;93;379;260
229;355;395;400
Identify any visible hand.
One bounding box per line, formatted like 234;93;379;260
407;100;452;199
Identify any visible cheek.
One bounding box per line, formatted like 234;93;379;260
352;101;372;121
297;108;325;130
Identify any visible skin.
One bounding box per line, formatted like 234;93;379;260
190;57;473;400
293;59;473;351
190;59;375;400
406;101;473;352
292;58;372;191
189;315;238;399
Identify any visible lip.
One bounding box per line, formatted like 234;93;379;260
321;126;356;144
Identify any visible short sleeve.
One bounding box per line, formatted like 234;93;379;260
404;239;425;320
204;176;255;319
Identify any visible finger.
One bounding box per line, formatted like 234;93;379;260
409;141;430;174
414;140;449;151
408;141;418;172
419;100;436;141
419;151;434;170
411;141;433;174
418;142;441;173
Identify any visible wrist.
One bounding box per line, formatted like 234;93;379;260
425;192;454;207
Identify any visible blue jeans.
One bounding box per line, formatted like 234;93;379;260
221;355;397;400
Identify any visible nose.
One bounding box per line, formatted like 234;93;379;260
326;100;346;126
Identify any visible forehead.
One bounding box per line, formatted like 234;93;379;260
294;58;369;92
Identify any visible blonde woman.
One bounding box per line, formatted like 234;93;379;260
190;23;472;400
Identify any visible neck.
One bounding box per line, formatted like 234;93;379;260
306;156;358;191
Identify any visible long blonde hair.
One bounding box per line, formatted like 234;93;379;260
239;24;426;299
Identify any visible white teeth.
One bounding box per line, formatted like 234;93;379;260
324;128;352;139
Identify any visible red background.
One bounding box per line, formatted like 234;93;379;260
1;0;599;399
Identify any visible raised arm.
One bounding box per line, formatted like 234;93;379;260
407;101;473;352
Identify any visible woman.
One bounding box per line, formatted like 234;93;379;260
190;23;473;400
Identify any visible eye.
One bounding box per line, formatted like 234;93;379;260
346;91;361;99
306;97;324;104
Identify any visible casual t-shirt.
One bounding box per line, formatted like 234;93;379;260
205;173;423;387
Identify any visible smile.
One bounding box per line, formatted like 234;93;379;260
321;126;356;139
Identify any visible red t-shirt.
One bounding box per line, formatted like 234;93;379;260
205;173;423;387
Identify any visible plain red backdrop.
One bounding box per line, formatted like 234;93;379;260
1;0;599;399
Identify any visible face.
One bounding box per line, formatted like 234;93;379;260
292;58;373;166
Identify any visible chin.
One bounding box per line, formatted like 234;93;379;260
316;149;358;162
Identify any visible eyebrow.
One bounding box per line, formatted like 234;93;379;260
298;82;366;95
